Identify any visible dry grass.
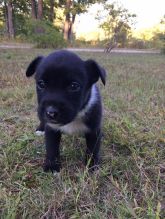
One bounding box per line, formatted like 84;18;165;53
0;48;165;218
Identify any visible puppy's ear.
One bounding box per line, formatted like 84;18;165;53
26;56;43;77
85;59;106;85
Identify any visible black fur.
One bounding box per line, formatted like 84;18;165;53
26;50;106;172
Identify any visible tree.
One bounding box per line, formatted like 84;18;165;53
153;15;165;54
97;3;136;49
37;0;43;19
49;0;55;22
3;1;9;37
6;0;14;38
62;0;103;41
0;0;105;43
63;0;70;40
35;0;56;22
12;0;30;36
31;0;37;19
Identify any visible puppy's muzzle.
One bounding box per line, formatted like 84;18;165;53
46;106;59;120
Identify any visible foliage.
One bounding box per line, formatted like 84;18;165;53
0;0;105;43
97;3;136;47
61;0;101;15
160;36;165;54
61;0;105;41
23;19;66;48
151;27;165;53
0;22;5;38
156;15;165;54
153;32;165;53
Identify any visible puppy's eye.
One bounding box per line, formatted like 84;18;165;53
37;80;45;90
68;82;80;92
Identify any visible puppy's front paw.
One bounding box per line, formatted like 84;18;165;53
35;130;45;136
43;159;61;173
35;123;45;136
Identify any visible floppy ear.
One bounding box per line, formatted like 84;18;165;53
85;59;106;85
26;56;43;77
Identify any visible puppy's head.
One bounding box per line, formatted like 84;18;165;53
26;50;106;125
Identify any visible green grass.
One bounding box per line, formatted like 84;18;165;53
0;48;165;219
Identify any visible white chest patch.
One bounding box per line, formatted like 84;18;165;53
47;117;89;135
47;85;98;135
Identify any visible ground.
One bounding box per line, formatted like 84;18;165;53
0;48;165;218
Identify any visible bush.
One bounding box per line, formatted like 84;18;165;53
152;32;165;53
129;39;146;49
22;19;66;48
160;35;165;54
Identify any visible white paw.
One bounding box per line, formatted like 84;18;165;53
53;171;60;178
35;130;45;136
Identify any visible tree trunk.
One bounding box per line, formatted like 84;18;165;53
4;2;9;37
37;0;43;20
49;0;55;22
68;14;76;42
31;0;37;19
63;0;71;41
7;0;14;38
63;14;70;41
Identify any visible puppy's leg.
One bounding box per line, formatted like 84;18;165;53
35;121;45;136
85;129;102;170
36;121;44;131
43;126;61;173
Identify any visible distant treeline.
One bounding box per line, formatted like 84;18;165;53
0;1;164;52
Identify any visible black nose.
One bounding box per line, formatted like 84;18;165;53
46;106;58;120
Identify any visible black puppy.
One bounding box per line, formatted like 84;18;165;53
26;50;106;172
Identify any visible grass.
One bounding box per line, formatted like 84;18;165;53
0;48;165;219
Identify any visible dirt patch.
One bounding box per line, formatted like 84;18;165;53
0;43;160;54
67;48;160;54
0;43;33;49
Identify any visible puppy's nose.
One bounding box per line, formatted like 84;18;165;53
46;106;58;119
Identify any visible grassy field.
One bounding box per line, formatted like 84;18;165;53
0;48;165;219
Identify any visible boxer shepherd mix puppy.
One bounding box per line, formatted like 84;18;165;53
26;50;106;173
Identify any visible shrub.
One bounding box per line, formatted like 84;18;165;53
23;19;66;48
152;32;165;53
160;35;165;54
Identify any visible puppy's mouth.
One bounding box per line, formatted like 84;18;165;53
44;115;74;127
40;105;77;126
44;116;61;125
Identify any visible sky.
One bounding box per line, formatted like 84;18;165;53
119;0;165;30
75;0;165;40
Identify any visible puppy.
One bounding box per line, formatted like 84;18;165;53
26;50;106;172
